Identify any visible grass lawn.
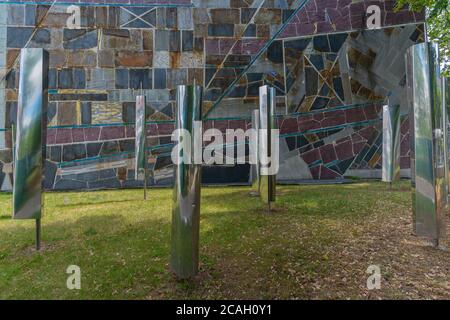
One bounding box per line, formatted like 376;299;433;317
0;181;449;299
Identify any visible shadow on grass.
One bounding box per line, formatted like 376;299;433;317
52;198;137;208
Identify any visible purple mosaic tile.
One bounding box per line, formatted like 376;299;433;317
47;129;57;145
352;141;366;154
227;119;247;130
310;165;320;179
320;114;346;127
335;140;353;160
298;118;321;131
313;113;324;121
345;108;367;123
202;121;214;131
301;148;321;164
279;0;424;39
400;156;410;169
147;124;158;136
211;120;228;132
319;143;337;163
55;128;73;144
100;126;125;140
72;128;85;143
126;125;136;138
84;127;101;142
363;104;380;120
234;39;266;55
157;123;174;135
279;118;298;135
320;165;340;179
205;40;220;55
220;39;235;55
358;126;376;140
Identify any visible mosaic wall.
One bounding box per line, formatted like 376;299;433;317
0;0;424;190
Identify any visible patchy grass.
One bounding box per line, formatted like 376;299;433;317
0;181;449;299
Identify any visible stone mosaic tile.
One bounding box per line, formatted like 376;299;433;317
86;68;115;90
119;7;157;29
63;29;98;49
0;2;423;190
91;102;123;124
57;101;79;126
279;0;425;39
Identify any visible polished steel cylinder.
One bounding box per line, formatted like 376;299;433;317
170;85;202;279
443;77;450;197
259;85;277;206
382;104;401;183
13;48;49;219
406;42;446;243
135;95;147;181
250;109;260;195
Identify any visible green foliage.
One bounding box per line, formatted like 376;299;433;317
395;0;450;75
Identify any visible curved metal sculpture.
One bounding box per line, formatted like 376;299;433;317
170;85;203;279
259;85;277;210
13;48;49;250
406;42;446;246
382;104;401;184
135;95;148;200
443;77;450;199
250;109;260;196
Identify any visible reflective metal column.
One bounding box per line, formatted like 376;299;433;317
259;85;277;209
443;77;450;198
135;95;148;199
406;42;446;244
382;104;401;183
444;77;450;248
13;49;49;220
170;85;202;279
13;48;49;251
250;109;260;195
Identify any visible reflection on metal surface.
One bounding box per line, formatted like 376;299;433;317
259;85;277;206
382;104;401;183
170;85;202;279
13;49;49;220
444;77;450;196
406;42;446;244
135;95;148;199
250;110;260;195
135;95;147;180
444;77;450;249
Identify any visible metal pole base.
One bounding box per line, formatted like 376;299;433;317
386;182;393;191
36;218;41;251
144;169;148;201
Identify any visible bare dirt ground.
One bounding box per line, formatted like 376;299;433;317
151;184;450;300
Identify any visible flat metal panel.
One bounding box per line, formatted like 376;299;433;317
259;85;277;205
170;85;202;279
135;95;147;180
13;49;49;220
250;109;260;194
406;42;445;241
382;104;401;182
